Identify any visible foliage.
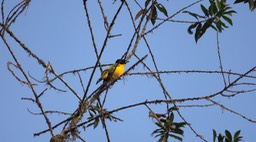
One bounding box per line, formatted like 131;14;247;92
135;0;168;25
234;0;256;11
185;0;236;42
86;104;120;129
213;129;243;142
151;112;186;142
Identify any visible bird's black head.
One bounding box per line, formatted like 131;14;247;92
115;59;128;64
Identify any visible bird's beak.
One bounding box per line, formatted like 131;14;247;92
125;60;129;63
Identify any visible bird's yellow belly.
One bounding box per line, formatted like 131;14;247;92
112;65;125;79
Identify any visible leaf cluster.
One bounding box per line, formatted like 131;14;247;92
213;129;243;142
135;0;168;25
234;0;256;11
151;112;186;142
186;0;236;42
86;104;117;129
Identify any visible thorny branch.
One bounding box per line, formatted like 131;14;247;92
1;0;256;142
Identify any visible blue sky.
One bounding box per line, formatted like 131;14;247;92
1;0;256;142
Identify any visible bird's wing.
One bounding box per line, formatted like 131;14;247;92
102;63;118;80
101;68;109;80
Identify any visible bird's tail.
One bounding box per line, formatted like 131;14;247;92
96;78;102;84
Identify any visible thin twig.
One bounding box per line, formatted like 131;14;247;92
207;98;256;123
1;0;5;24
77;72;86;94
127;70;256;79
27;108;72;116
97;0;109;30
216;32;227;86
83;0;102;72
102;118;111;142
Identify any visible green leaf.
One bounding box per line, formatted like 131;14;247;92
201;20;211;36
155;122;164;129
212;2;218;14
234;130;241;139
156;3;168;17
209;0;218;15
173;128;184;135
183;11;200;20
234;0;246;4
150;6;157;25
218;134;225;142
155;133;164;138
222;15;233;25
87;122;94;128
152;129;162;137
169;134;183;142
220;20;228;28
89;108;97;115
157;136;164;142
195;22;202;43
215;20;223;32
234;0;256;10
201;4;209;17
160;118;166;122
223;6;232;11
234;130;243;142
169;112;174;122
213;129;217;142
210;24;218;31
223;10;237;16
225;130;232;141
175;122;187;128
208;5;213;16
234;136;243;142
216;0;222;10
187;23;198;34
89;111;94;117
249;0;256;11
94;118;99;129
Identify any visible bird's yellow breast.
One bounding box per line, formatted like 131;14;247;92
112;64;125;80
101;63;125;81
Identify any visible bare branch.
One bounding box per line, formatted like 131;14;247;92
207;98;256;123
216;32;227;86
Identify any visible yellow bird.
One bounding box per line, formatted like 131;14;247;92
96;59;128;84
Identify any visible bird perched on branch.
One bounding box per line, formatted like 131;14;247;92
96;59;129;84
